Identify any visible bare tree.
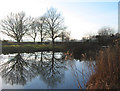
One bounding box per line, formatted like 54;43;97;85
98;26;114;36
44;8;66;44
61;31;70;42
26;19;38;43
0;12;31;43
36;17;47;43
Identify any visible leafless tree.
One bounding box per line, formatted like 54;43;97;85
36;17;47;43
0;12;31;43
61;31;70;42
26;19;38;43
98;26;114;36
44;8;66;44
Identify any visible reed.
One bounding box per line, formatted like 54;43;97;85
86;42;120;89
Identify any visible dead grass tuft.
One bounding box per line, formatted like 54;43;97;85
86;43;120;89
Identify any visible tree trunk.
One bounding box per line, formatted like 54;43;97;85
52;38;54;45
51;51;54;75
40;27;43;44
41;52;43;61
52;38;55;50
62;32;64;42
41;38;43;44
17;39;21;44
33;38;35;43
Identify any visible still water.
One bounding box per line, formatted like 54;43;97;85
0;51;94;89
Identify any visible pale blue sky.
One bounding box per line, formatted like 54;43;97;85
53;2;118;39
0;0;118;40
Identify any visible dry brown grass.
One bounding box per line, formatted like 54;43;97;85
86;42;120;89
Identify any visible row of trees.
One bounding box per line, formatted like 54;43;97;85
82;26;120;45
82;26;115;40
0;8;70;44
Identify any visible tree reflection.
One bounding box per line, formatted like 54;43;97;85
0;51;67;88
0;53;39;85
37;51;66;87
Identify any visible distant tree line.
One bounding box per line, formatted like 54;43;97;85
82;26;120;46
0;8;70;44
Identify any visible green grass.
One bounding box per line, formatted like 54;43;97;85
2;44;65;54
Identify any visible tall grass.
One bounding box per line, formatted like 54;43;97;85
86;42;120;89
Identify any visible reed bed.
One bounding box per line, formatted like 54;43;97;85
86;43;120;89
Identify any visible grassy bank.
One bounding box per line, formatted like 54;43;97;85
2;42;101;56
86;43;120;89
2;44;65;54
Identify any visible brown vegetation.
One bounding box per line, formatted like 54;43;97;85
86;42;120;89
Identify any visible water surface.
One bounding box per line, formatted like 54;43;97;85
0;51;94;89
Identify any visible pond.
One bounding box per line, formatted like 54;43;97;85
0;51;95;90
